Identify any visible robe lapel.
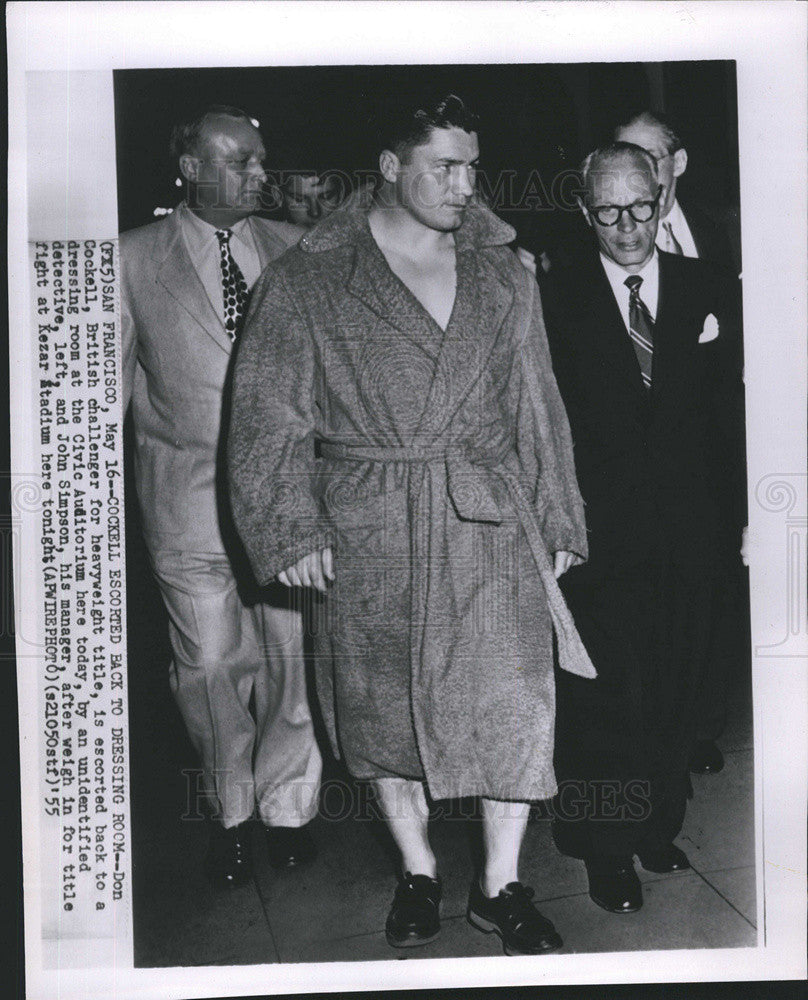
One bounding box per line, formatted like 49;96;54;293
345;236;438;352
417;248;514;437
155;212;232;355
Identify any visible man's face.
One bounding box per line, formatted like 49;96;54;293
283;174;342;228
392;127;479;232
187;115;268;218
614;120;685;218
583;155;660;271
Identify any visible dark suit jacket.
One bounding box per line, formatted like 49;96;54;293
678;195;742;276
541;247;745;579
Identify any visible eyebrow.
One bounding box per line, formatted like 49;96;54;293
591;196;656;207
433;156;480;165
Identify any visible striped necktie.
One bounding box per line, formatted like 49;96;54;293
215;229;249;342
624;274;654;390
663;220;684;255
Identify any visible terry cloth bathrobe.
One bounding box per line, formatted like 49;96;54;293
228;201;595;802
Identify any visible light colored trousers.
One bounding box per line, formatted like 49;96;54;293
150;550;322;829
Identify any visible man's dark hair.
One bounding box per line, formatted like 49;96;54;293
170;104;256;162
373;93;479;163
615;109;683;156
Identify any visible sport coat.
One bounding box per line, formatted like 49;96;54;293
120;207;303;555
541;246;745;577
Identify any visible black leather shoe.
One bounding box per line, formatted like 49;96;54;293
264;824;318;868
584;857;642;913
467;880;562;955
205;821;252;888
689;739;725;774
637;843;691;874
385;872;442;948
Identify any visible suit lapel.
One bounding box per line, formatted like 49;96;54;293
155;210;232;355
584;261;649;409
251;219;294;271
649;253;692;422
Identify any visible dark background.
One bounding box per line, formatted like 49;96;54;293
114;61;739;254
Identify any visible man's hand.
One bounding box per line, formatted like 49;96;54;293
553;550;582;578
277;547;334;593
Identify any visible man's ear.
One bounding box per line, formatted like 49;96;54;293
378;149;400;184
179;154;199;183
672;147;688;179
576;196;593;229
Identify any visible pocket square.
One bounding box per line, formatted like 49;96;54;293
698;313;719;343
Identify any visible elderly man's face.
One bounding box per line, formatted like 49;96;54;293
583;155;660;271
615;120;685;219
187;115;268;217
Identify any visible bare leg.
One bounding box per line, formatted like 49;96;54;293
372;778;436;877
480;798;530;895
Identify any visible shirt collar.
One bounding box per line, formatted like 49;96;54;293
599;247;659;290
663;199;686;232
179;201;253;262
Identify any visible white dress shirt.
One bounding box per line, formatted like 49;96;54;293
657;199;699;258
600;249;660;333
179;202;262;323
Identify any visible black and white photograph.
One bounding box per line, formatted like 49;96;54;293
116;58;754;967
8;3;807;998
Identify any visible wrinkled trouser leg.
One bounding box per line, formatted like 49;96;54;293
150;550;322;829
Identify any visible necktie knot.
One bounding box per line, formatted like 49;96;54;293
215;228;231;245
624;274;643;295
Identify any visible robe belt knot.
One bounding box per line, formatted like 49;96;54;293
316;439;597;681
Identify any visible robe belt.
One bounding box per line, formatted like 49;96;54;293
317;440;597;680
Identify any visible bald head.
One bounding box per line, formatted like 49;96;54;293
581;142;658;208
173;104;268;228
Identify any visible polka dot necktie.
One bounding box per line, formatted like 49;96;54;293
624;274;654;391
215;229;249;342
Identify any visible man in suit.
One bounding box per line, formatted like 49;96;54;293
541;143;745;914
614;109;746;775
614;110;741;276
120;105;322;886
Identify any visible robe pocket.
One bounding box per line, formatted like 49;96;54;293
446;457;505;524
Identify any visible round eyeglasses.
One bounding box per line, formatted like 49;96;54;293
589;185;663;227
